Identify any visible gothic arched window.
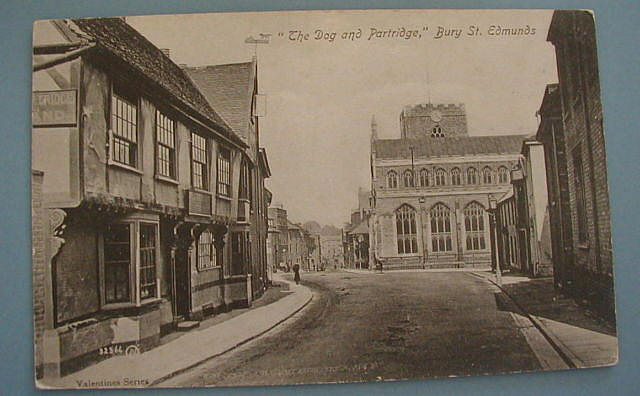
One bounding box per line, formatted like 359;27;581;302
483;167;493;184
430;203;452;252
464;202;486;251
435;168;447;186
396;205;418;254
419;168;429;187
467;167;478;185
451;168;461;185
387;171;398;189
498;166;510;184
403;170;415;188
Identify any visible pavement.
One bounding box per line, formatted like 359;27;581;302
40;272;312;389
469;270;618;370
343;267;491;274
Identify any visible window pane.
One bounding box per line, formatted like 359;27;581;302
104;224;131;303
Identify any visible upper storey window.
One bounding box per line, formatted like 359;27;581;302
110;83;138;167
217;147;232;197
498;166;510;184
467;167;478;185
451;168;461;185
403;170;414;187
435;168;447;186
419;168;429;187
191;132;208;190
387;171;398;189
483;167;493;184
155;110;176;179
431;125;445;138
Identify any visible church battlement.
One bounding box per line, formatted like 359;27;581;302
401;103;466;116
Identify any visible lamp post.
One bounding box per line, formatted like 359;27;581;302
488;194;502;286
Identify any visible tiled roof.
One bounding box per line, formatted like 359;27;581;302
70;18;245;146
184;61;254;141
374;135;527;159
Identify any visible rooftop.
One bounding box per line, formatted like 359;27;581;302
184;61;255;142
70;18;245;147
373;135;528;159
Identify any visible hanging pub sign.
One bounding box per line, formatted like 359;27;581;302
32;89;77;127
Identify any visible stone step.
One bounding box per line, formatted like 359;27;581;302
176;321;200;331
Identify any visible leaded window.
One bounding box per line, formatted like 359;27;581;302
111;87;138;166
403;170;415;188
218;147;231;196
430;203;452;252
498;166;509;184
191;133;208;190
435;168;447;186
451;168;461;185
156;110;176;178
396;205;418;254
103;224;131;304
197;229;217;270
483;167;493;184
387;171;398;189
139;223;157;299
419;168;429;187
467;167;478;185
464;202;486;251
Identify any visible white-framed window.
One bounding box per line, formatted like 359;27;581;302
451;168;461;185
430;203;452;252
100;218;159;306
217;146;231;196
387;171;398;189
403;170;415;188
191;132;208;190
396;205;418;254
110;84;138;167
464;202;487;251
197;229;219;271
156;110;176;179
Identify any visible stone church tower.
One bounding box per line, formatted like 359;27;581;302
400;103;468;139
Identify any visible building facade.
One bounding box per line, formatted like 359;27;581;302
32;18;267;378
370;104;526;270
185;60;272;301
496;137;553;278
547;11;615;320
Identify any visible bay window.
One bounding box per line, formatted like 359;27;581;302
100;218;160;307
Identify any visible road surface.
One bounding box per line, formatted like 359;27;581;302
160;270;543;387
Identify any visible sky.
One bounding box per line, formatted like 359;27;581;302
128;9;558;227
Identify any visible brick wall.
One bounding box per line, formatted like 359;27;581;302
32;170;45;377
549;10;615;320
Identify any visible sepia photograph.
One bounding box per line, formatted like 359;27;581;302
31;9;618;389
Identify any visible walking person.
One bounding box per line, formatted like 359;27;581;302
293;263;301;285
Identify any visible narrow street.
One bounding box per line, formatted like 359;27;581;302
161;270;543;387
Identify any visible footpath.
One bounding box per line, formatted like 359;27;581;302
40;273;312;389
470;271;618;370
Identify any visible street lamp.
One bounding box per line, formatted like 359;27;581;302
487;194;501;286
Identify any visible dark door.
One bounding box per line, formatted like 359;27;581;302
173;248;191;318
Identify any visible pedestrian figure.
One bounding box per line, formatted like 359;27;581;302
293;263;301;285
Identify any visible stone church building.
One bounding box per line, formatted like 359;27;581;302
369;103;527;269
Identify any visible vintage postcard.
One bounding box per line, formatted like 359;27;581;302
32;9;618;389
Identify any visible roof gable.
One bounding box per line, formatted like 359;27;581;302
70;18;245;146
184;61;255;140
